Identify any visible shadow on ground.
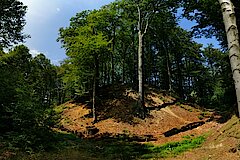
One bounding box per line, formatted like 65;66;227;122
73;83;236;127
10;131;153;160
78;84;179;124
181;102;236;123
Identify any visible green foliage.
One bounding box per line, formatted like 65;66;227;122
0;0;29;48
141;136;206;159
0;45;59;152
58;9;110;98
56;0;237;115
183;0;240;47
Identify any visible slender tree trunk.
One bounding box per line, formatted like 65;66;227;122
111;50;114;84
92;75;96;122
122;43;126;83
62;90;65;104
166;52;172;92
138;32;145;116
95;55;99;90
104;62;106;85
163;42;172;92
122;58;125;84
107;63;110;85
137;5;149;118
154;71;157;86
219;0;240;117
111;25;116;84
132;27;138;86
101;58;104;86
92;54;99;122
175;51;183;98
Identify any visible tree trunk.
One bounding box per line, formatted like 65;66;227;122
92;75;96;122
137;5;149;118
104;62;107;85
101;58;104;86
219;0;240;117
132;27;138;86
163;42;172;92
95;55;99;90
92;54;99;123
122;43;126;83
166;52;172;92
107;63;110;85
138;32;145;116
111;25;116;84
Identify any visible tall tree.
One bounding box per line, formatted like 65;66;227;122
58;10;109;121
183;0;240;116
218;0;240;117
0;45;58;149
0;0;29;48
120;0;180;117
137;2;150;117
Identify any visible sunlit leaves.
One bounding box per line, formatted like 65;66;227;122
0;0;29;48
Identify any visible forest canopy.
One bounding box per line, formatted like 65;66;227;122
58;0;236;115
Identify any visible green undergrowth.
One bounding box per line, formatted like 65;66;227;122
7;132;206;160
140;135;206;159
54;104;69;114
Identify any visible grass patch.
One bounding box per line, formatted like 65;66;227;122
141;136;206;159
54;105;66;114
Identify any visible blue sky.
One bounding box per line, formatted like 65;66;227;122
19;0;219;65
19;0;114;65
179;18;220;48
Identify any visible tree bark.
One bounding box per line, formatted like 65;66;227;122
111;25;116;84
219;0;240;117
166;52;172;91
122;42;126;83
137;5;149;117
92;54;99;122
107;63;110;85
92;75;96;122
175;50;183;98
163;41;172;92
138;31;145;116
132;27;138;87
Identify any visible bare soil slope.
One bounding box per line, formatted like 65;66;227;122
166;116;240;160
59;86;212;141
56;84;239;159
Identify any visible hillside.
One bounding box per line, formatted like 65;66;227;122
53;84;239;159
167;115;240;160
2;85;239;160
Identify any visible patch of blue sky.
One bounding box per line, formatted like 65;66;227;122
177;8;220;49
19;0;114;65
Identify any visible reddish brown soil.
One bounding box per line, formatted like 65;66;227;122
60;102;218;144
60;87;210;140
57;85;240;159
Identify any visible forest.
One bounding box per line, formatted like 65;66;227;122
0;0;240;159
